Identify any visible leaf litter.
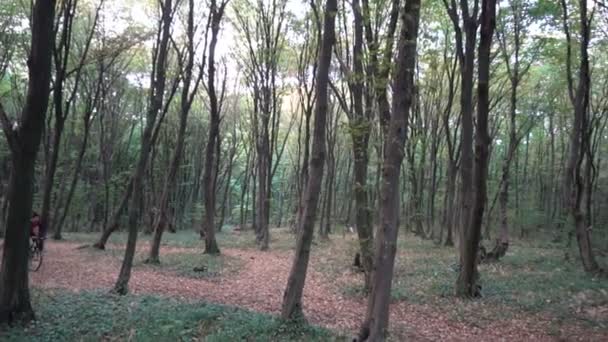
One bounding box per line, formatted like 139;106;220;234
27;240;607;341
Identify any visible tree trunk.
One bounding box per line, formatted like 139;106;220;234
427;118;440;238
218;135;236;230
490;85;517;261
255;133;270;249
455;0;496;298
0;0;56;324
562;0;600;274
239;147;252;227
53;109;94;240
202;0;228;255
443;162;457;246
93;179;132;249
456;11;478;274
112;0;174;295
148;0;200;263
43;0;98;235
357;2;420;340
280;0;337;320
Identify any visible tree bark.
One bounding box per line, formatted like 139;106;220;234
219;132;237;230
53;89;97;240
347;0;374;291
0;0;56;324
112;0;174;294
488;0;532;260
357;1;420;340
455;0;496;298
93;179;132;249
42;0;99;235
148;0;202;263
280;0;337;320
562;0;600;274
202;0;228;255
443;162;457;246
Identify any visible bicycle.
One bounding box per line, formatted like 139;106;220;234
29;237;44;272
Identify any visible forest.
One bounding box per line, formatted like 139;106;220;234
0;0;607;340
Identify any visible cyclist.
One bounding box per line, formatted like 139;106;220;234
30;212;46;251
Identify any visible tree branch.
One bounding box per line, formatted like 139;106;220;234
0;102;18;153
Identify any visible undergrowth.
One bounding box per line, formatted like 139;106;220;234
323;232;608;331
0;290;340;341
64;227;298;251
146;252;244;280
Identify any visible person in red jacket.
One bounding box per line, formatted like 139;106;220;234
30;212;46;251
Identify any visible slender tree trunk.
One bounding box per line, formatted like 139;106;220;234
202;0;228;255
280;0;337;320
296;108;312;231
219;136;236;230
444;162;457;246
490;81;517;260
93;180;133;249
239;148;252;227
148;0;200;263
43;0;99;235
344;0;375;291
53;110;94;240
428;122;440;238
563;0;600;273
251;162;257;232
256;132;270;249
357;2;420;339
112;0;174;294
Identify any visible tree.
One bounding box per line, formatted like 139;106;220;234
0;0;56;323
53;47;113;239
42;0;101;239
438;27;461;247
318;102;339;239
361;0;400;141
292;13;317;233
281;0;338;320
331;0;376;291
455;0;497;298
561;0;602;274
487;0;535;260
112;0;176;294
356;0;421;339
442;0;480;266
235;0;287;250
147;0;204;263
202;0;229;255
92;5;178;251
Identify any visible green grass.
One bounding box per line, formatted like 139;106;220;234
414;241;607;328
63;227;298;251
324;232;608;331
0;290;341;342
50;228;608;334
68;232;244;279
145;251;244;280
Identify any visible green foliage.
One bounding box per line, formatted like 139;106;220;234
0;291;337;341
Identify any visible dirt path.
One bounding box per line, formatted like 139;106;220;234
29;241;606;341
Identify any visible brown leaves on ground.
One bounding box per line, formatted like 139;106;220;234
28;240;607;341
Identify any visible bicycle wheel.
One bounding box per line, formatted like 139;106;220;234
29;247;43;272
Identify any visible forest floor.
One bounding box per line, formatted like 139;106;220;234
4;228;608;341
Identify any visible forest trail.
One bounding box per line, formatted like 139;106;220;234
30;240;605;341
